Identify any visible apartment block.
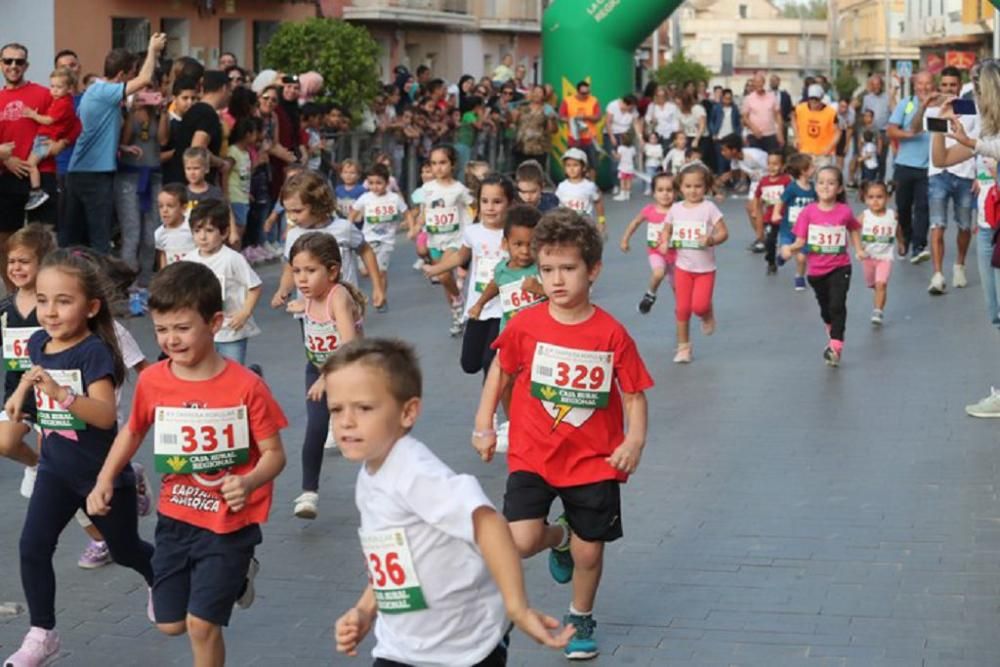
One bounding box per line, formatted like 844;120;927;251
901;0;995;71
833;0;919;76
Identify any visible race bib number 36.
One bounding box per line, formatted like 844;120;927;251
3;326;41;371
154;406;250;474
35;370;84;430
807;225;847;254
360;528;428;614
530;343;613;409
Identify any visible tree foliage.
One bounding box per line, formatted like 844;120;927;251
262;18;380;119
780;0;828;19
833;66;860;102
654;51;713;88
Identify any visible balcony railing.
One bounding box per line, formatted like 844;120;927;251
737;51;829;69
477;0;541;29
347;0;470;12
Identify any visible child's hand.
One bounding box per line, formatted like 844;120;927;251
3;394;21;423
779;245;793;261
30;368;63;401
21;107;39;121
221;474;251;512
334;606;374;656
421;263;439;279
522;276;544;296
263;215;277;233
509;606;575;649
306;377;326;402
619;238;630;253
856;249;868;261
606;439;643;474
471;429;497;463
228;310;251;332
271;288;290;309
467;303;483;320
228;229;241;249
285;299;305;315
86;479;115;517
120;144;143;158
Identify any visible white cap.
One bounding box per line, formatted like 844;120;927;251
807;83;825;100
562;147;588;166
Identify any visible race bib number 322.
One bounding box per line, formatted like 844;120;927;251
530;343;613;409
360;528;428;614
154;406;250;474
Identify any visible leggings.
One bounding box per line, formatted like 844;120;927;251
807;265;852;342
765;223;780;265
461;318;501;379
673;267;716;323
21;468;154;629
302;362;330;492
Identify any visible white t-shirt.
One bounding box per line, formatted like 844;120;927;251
925;106;978;179
112;320;145;429
645;101;680;137
285;218;366;288
732;147;769;182
605;99;637;136
421;179;474;251
664;148;687;175
860;209;897;260
616;145;636;174
154;222;197;265
182;246;262;342
717;105;735;139
643;143;664;170
555;179;600;217
352;191;408;245
679;105;706;137
862;142;879;169
356;435;504;667
461;224;505;320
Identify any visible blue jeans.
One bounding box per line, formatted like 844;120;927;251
929;171;973;230
976;227;1000;328
215;339;248;365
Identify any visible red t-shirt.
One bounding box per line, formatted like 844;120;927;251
494;304;654;486
755;174;792;224
37;95;80;172
0;82;52;166
128;359;288;534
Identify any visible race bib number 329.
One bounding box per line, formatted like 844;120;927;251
530;343;613;409
154;406;250;474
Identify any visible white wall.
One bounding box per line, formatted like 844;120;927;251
0;0;55;82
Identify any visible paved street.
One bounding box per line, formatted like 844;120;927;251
2;193;1000;666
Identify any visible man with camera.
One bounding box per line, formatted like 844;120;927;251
63;33;167;252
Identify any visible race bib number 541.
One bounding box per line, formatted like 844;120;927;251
530;343;613;409
360;528;428;614
154;406;250;474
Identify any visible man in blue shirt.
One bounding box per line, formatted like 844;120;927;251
887;70;934;263
63;33;166;253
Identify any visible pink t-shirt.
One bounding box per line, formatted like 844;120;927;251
666;200;723;273
792;202;860;277
741;91;779;137
640;204;674;261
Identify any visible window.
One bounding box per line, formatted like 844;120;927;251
739;4;748;18
777;38;790;54
112;18;150;52
252;21;279;73
721;43;734;75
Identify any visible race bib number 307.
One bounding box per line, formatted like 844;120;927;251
154;406;250;474
530;343;613;409
425;206;459;234
360;528;428;614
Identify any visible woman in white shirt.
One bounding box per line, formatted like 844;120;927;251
644;86;680;142
931;61;1000;166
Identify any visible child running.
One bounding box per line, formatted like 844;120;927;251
858;181;897;325
755;152;791;274
407;160;434;270
660;163;728;363
612;134;636;201
515;160;560;212
88;261;288;667
641;131;663;194
473;210;653;660
336;159;368;223
620;172;676;314
555;148;605;236
286;232;365;520
4;249;155;667
183;199;262;365
155;183;197;268
328;338;572;665
780;165;864;367
772;153;816;291
663;131;687;176
349;163;408;312
424;174;512;378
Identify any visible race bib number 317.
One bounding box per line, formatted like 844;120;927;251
154;406;250;474
530;343;613;409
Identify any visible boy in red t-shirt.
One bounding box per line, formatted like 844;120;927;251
754;152;792;274
21;68;81;211
473;209;653;660
87;261;287;666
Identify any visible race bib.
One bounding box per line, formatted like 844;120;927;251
807;225;847;254
474;254;503;293
154;406;250;475
360;528;428;614
861;217;896;245
425;206;459;234
530;343;613;409
364;203;399;224
303;318;340;367
788;205;804;225
646;221;665;248
499;278;543;318
35;370;84;430
562;198;590;213
670;220;707;249
3;326;41;371
761;185;784;206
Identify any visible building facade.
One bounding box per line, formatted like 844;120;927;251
833;0;919;78
322;0;543;84
901;0;995;72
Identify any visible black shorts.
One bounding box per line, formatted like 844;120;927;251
374;641;507;667
151;514;261;626
0;173;28;234
503;471;622;542
835;132;849;157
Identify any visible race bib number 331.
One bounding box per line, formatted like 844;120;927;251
154;406;250;474
530;343;613;409
360;528;428;614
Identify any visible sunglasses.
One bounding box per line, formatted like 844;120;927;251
2;58;26;67
229;76;244;83
260;96;277;102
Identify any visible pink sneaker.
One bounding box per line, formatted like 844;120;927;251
4;626;60;667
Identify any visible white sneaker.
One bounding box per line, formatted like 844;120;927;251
495;421;510;454
324;430;338;451
412;258;425;271
20;465;36;499
235;557;260;609
953;264;968;288
612;192;627;201
966;387;1000;418
928;272;947;295
293;491;319;519
871;309;884;326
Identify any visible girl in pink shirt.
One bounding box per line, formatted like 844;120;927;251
780;165;865;367
659;163;729;363
619;173;675;315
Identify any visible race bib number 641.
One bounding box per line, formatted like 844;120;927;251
530;343;613;409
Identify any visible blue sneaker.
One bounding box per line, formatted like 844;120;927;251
563;613;598;660
548;514;573;584
794;276;807;291
128;291;144;317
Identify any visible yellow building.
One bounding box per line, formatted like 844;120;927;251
834;0;919;73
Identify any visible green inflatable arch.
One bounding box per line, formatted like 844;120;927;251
542;0;682;186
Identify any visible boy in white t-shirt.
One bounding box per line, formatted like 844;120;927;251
154;183;197;268
349;163;408;311
612;135;637;202
555;148;605;236
328;338;572;666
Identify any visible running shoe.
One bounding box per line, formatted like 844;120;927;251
548;514;574;584
910;248;931;264
953;264;968;288
794;276;807;291
637;292;656;314
748;240;766;253
23;190;49;212
235;557;260;609
375;302;388;314
4;627;59;667
928;272;946;295
133;462;152;517
20;465;36;499
293;491;319;519
823;346;840;368
78;540;112;569
449;300;464;337
673;344;692;364
965;387;1000;418
766;263;778;275
871;309;884;326
563;613;599;660
128;291;145;317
